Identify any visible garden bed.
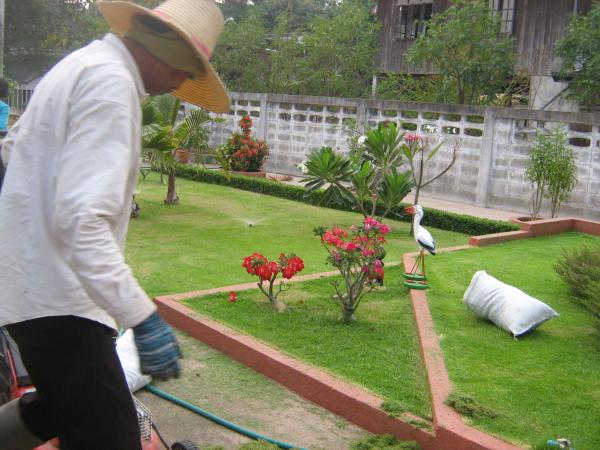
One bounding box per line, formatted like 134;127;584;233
426;232;600;449
180;266;432;420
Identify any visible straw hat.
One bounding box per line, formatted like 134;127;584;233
97;0;230;113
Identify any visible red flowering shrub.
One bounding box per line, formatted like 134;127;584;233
314;217;390;324
242;252;304;311
223;115;269;172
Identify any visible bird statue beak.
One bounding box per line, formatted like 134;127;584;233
405;206;414;214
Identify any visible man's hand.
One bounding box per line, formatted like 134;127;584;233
132;312;182;380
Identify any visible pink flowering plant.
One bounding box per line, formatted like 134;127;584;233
314;217;391;324
402;132;460;206
242;252;305;312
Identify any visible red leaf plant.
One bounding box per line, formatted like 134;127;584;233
224;115;269;172
242;252;304;311
314;217;390;324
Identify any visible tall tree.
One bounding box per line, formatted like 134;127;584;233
300;0;379;97
268;13;305;94
6;0;107;59
5;0;162;64
406;0;514;105
555;0;600;110
211;11;269;93
255;0;337;31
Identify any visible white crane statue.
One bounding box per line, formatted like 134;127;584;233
404;204;436;288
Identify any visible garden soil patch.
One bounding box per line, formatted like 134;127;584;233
135;331;370;450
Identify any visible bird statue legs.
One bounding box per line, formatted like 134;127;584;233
405;250;427;280
403;250;429;290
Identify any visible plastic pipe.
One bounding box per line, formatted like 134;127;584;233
144;384;307;450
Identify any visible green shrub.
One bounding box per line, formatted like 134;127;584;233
526;128;577;218
381;400;409;417
555;245;600;321
174;165;519;236
445;393;501;420
350;434;421;450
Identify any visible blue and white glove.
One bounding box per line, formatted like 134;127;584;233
133;312;182;380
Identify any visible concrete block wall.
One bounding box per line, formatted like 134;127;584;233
199;93;600;220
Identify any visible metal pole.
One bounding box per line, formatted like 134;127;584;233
0;0;5;76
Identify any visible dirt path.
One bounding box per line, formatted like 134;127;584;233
135;331;370;450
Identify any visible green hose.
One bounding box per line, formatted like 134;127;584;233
145;384;307;450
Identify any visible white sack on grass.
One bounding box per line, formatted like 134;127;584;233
463;271;559;338
116;329;152;392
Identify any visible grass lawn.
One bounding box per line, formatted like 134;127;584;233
126;173;467;297
426;232;600;450
183;264;432;420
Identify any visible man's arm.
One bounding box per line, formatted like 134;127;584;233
51;77;155;329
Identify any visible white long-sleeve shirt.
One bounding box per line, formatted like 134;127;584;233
0;34;156;331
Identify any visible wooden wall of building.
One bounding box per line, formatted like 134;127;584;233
376;0;591;76
376;0;449;74
513;0;590;75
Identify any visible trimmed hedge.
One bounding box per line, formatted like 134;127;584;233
174;165;519;236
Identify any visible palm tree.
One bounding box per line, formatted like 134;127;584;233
141;95;215;204
301;122;413;222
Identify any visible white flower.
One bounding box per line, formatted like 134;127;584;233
357;135;367;145
297;160;308;174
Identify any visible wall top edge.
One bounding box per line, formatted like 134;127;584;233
226;92;600;125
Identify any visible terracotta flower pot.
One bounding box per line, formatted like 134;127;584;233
175;149;191;164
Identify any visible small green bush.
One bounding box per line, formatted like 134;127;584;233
555;245;600;322
350;434;421;450
381;400;409;417
445;393;501;420
174;165;519;236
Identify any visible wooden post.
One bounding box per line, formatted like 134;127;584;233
0;0;5;76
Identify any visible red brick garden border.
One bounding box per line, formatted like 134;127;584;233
155;217;600;450
469;217;600;246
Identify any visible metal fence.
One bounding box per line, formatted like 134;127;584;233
8;86;34;115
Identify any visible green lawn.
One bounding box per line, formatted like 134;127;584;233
126;173;467;297
425;232;600;450
183;265;432;419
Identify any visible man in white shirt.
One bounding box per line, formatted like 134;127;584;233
0;1;230;449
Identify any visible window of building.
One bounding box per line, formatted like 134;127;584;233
394;2;433;40
490;0;516;34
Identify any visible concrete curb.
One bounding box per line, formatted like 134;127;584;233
469;217;600;246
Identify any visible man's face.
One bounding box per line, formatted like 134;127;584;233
142;55;193;96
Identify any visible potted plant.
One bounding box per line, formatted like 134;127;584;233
218;115;269;177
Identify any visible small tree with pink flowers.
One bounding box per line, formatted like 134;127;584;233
402;133;461;206
314;217;390;324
